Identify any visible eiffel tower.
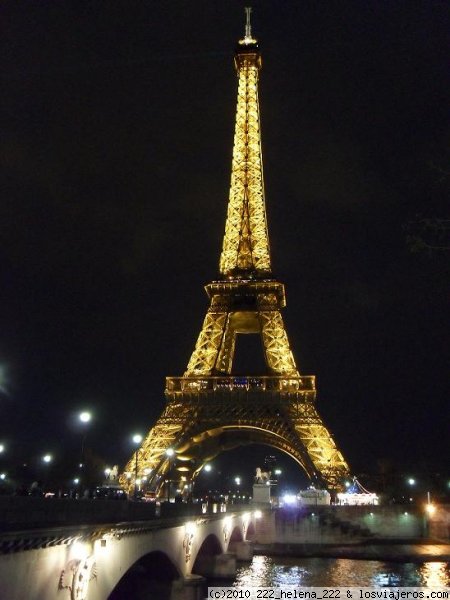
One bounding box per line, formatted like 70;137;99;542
121;9;350;495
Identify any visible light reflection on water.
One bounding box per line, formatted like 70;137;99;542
232;557;450;588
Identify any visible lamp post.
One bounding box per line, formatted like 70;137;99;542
235;476;241;503
41;454;53;494
132;434;142;500
78;411;92;472
166;448;174;502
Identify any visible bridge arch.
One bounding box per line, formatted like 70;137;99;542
108;550;180;600
246;521;256;541
229;525;244;544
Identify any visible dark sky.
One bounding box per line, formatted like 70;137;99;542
1;2;449;484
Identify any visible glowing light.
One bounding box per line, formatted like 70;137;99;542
0;444;4;453
70;540;89;562
73;478;79;485
185;521;197;536
235;477;241;486
204;464;212;472
283;494;297;505
419;562;449;587
0;473;6;480
274;469;282;475
132;434;142;445
42;454;52;463
425;503;436;515
166;448;175;457
79;411;91;424
408;478;416;485
254;510;262;519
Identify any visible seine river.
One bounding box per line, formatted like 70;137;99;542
214;556;450;587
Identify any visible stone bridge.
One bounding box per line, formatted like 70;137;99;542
0;502;264;600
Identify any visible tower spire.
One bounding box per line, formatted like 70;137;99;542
244;7;253;42
220;7;270;278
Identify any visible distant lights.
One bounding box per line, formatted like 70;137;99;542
407;478;416;486
42;454;52;464
204;464;212;472
0;444;4;453
166;447;175;457
425;504;436;515
254;510;262;519
0;473;6;480
132;434;143;445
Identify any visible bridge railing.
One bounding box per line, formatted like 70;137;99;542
166;375;316;394
0;496;242;533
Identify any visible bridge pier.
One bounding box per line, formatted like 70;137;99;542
171;574;205;600
229;540;253;561
194;552;236;579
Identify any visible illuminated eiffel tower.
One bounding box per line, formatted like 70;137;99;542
121;9;350;495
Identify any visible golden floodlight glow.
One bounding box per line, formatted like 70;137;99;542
425;503;436;515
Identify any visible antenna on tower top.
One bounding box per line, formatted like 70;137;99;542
240;6;257;45
245;6;252;39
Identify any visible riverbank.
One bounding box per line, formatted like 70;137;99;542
254;539;450;562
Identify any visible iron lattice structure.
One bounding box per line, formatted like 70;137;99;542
121;17;350;496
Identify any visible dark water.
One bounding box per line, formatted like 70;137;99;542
225;556;450;587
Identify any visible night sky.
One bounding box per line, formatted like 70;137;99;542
1;2;449;486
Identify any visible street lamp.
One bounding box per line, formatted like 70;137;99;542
166;448;175;501
78;411;92;470
0;444;4;454
132;434;143;500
